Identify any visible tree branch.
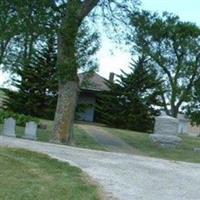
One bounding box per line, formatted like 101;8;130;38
176;55;200;110
78;0;100;20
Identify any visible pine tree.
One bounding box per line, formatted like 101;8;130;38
3;38;57;119
97;56;161;132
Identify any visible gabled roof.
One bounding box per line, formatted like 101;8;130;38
78;72;109;92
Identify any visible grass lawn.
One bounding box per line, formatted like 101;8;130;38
0;120;104;150
1;114;200;163
72;125;105;151
104;127;200;163
0;147;102;200
0;123;52;142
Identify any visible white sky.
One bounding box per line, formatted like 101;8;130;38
1;0;200;86
98;0;200;79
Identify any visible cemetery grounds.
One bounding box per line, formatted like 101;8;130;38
0;119;200;163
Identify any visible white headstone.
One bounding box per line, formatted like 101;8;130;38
24;121;37;140
3;117;16;137
150;115;182;148
154;115;178;136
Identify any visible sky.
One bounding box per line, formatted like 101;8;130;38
97;0;200;79
1;0;200;87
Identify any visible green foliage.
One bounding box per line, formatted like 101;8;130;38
0;0;60;71
0;110;39;126
2;38;58;120
129;11;200;117
186;79;200;125
97;56;161;132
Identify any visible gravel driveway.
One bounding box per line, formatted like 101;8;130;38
0;136;200;200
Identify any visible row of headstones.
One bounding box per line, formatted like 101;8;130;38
2;117;37;140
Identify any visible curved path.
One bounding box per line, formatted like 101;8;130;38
1;136;200;200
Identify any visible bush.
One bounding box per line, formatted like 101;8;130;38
0;111;39;126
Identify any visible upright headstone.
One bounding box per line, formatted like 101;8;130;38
24;121;37;140
177;114;189;135
150;115;182;148
3;117;16;137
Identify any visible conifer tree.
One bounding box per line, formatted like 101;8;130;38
97;56;161;132
3;38;57;119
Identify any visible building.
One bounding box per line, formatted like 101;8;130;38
77;72;112;122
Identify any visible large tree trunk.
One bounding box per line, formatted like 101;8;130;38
53;0;100;143
53;81;78;143
52;27;79;143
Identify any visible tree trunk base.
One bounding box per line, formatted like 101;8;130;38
53;81;78;143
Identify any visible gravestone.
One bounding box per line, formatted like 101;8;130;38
3;117;16;137
194;148;200;153
24;121;37;140
150;115;182;148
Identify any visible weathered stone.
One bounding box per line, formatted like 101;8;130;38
24;121;37;140
3;117;16;137
150;134;182;149
177;114;189;135
194;148;200;153
150;115;182;148
154;115;179;136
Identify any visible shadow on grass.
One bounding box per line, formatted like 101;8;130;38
104;127;200;163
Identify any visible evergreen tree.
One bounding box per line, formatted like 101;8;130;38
3;38;57;119
97;56;161;132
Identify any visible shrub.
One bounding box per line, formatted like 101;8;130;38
0;111;39;126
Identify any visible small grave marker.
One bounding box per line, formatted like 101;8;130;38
24;121;37;140
3;117;16;137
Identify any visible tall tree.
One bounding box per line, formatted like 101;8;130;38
129;11;200;117
2;38;58;119
0;0;138;143
97;56;161;132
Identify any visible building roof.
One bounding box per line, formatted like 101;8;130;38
78;73;110;92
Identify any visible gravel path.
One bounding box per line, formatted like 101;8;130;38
79;124;139;154
1;136;200;200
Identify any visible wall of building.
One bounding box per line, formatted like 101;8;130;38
77;92;96;122
188;123;200;137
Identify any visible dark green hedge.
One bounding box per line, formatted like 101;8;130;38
0;111;39;126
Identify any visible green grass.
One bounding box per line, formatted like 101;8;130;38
0;147;102;200
3;114;200;164
0;123;53;142
0;121;105;150
104;127;200;163
73;125;105;151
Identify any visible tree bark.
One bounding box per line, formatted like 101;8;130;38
53;81;78;143
53;0;100;143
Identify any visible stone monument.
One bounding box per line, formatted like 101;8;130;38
150;114;182;148
24;121;37;140
3;117;16;137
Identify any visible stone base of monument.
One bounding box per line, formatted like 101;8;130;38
194;148;200;153
4;133;16;138
23;135;37;140
150;134;182;149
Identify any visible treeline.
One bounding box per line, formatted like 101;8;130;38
1;9;200;132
